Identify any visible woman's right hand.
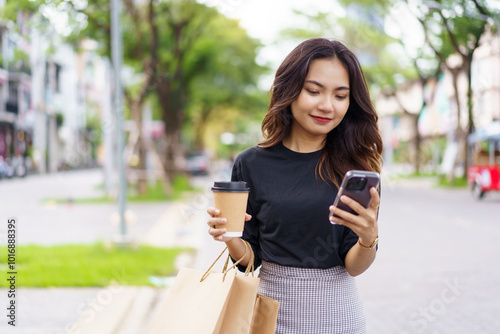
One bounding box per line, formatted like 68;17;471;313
207;207;251;242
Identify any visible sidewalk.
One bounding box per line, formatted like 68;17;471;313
0;170;222;334
68;196;229;334
69;174;500;334
65;184;227;334
3;171;499;333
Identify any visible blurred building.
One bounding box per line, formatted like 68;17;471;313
376;23;500;168
31;26;96;173
471;26;500;129
0;4;111;175
0;10;34;176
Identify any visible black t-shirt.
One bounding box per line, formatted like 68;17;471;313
231;143;359;270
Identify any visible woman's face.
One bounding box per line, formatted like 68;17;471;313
290;58;350;140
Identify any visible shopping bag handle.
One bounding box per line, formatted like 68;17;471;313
222;240;255;277
200;239;255;282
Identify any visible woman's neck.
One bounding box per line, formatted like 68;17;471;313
282;134;325;153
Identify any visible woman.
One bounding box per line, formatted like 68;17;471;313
207;38;383;333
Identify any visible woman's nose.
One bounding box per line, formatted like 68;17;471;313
318;95;334;112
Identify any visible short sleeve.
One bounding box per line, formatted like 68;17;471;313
338;227;359;263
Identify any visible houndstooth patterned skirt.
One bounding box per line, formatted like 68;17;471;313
258;261;366;334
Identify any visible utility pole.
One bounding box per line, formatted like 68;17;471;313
111;0;128;245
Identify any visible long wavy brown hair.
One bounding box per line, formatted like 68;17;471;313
258;38;383;187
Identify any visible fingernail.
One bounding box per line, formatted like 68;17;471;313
215;209;220;214
341;195;347;202
330;206;335;211
222;218;227;223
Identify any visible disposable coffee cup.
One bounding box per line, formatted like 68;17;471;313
211;181;250;237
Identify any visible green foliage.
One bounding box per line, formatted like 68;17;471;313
7;0;267;156
393;137;447;166
279;4;419;95
437;175;468;188
55;111;64;127
85;110;102;160
415;0;493;58
1;0;40;20
180;9;268;148
0;243;188;287
127;175;196;202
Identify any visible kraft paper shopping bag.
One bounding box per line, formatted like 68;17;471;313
219;272;260;333
147;267;236;334
249;293;279;334
147;241;263;334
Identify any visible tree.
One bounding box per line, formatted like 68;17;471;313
405;0;498;181
183;14;268;150
4;0;265;192
144;0;265;169
288;0;499;177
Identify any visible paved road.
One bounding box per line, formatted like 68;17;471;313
0;169;176;334
0;169;169;245
357;177;500;333
180;171;500;333
1;169;499;333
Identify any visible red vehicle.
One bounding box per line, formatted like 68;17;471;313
467;121;500;199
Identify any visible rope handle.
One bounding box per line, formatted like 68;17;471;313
200;239;255;282
222;239;255;278
242;240;255;277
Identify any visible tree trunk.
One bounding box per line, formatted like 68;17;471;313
447;68;464;183
157;81;185;182
464;57;474;179
412;114;421;174
394;88;423;175
193;106;211;151
130;101;148;195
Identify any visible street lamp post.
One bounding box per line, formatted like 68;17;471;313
111;0;128;245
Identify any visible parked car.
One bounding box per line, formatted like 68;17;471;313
185;151;211;176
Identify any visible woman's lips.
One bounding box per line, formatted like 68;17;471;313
310;115;331;123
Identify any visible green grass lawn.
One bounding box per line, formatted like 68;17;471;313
389;172;468;189
436;176;469;188
1;243;189;287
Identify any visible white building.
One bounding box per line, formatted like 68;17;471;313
0;5;113;176
471;27;500;129
0;10;34;175
376;23;500;169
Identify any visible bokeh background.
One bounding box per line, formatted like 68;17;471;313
0;0;500;333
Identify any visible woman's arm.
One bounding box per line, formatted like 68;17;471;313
329;187;380;276
343;238;377;276
207;207;253;267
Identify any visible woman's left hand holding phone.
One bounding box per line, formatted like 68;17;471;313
329;187;380;246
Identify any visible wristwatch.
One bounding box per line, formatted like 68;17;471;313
358;236;379;249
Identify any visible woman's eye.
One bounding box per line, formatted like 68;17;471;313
336;95;347;100
306;89;319;95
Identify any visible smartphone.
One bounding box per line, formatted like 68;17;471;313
329;170;380;221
